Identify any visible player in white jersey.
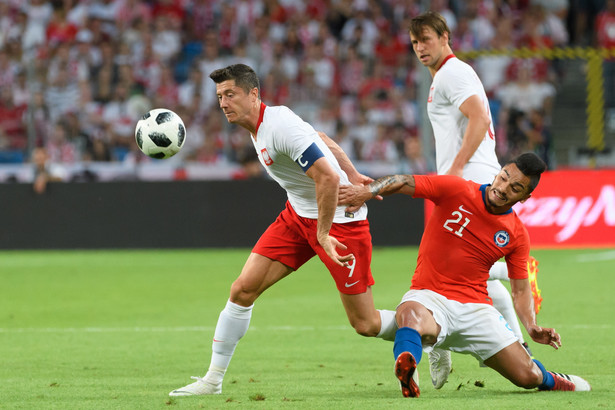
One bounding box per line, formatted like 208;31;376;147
169;64;398;396
408;11;542;389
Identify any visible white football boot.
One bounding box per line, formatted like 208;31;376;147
428;347;452;389
169;376;222;396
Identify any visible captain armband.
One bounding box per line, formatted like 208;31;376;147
296;142;325;172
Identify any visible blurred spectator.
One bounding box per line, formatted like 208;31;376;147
504;108;552;168
0;85;26;149
46;6;79;47
338;44;365;96
399;136;436;175
31;146;64;194
571;0;605;46
22;0;53;51
151;14;181;63
101;82;133;149
45;65;81;122
28;88;51;147
360;123;398;162
231;146;264;180
340;7;378;58
497;61;556;117
525;109;553;169
46;120;81;164
374;26;407;69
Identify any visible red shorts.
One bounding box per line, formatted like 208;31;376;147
253;202;375;295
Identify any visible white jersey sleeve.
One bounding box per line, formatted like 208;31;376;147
428;57;500;182
252;105;367;222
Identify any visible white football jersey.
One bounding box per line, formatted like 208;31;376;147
427;56;501;183
251;104;367;222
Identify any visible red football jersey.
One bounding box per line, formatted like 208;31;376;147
411;175;530;304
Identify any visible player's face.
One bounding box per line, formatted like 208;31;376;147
410;27;449;69
215;80;257;125
486;164;532;211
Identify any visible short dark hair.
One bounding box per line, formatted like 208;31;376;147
507;152;547;193
209;64;260;96
409;11;451;45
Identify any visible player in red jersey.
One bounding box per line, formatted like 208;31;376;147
339;152;591;397
408;10;542;389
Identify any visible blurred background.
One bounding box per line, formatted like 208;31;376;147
1;0;614;183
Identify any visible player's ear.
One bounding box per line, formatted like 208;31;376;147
519;193;531;203
250;87;259;101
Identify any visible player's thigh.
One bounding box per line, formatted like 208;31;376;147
484;342;542;388
396;299;441;343
230;253;293;305
448;304;518;363
338;287;380;332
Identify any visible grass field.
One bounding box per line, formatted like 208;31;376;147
1;247;613;409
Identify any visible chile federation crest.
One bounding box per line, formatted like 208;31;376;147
494;230;510;247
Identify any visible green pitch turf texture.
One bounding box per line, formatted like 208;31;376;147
1;248;613;409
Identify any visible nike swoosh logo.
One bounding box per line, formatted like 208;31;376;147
459;205;473;214
345;280;360;288
213;338;224;343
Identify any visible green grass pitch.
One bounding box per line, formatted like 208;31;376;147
1;248;613;409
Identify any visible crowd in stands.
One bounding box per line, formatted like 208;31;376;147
0;0;603;181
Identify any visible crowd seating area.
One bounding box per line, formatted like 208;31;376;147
0;0;603;181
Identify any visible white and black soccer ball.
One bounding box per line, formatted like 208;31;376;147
135;108;186;159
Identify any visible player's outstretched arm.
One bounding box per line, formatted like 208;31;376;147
339;174;416;210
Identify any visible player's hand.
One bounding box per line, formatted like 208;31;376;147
527;325;561;349
338;184;371;213
319;235;355;267
350;174;383;202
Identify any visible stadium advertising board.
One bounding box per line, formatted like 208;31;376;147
513;169;615;247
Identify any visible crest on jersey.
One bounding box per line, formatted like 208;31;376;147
260;148;273;166
494;230;510;247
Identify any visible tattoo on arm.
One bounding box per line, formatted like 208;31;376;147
369;175;414;197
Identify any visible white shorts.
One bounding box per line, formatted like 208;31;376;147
399;289;518;364
463;162;500;185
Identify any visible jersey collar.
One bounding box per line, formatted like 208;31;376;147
480;184;513;215
254;102;267;137
436;53;456;72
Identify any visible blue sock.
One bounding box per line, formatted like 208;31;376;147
534;359;555;390
393;327;422;365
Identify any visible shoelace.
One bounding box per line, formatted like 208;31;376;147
190;376;206;383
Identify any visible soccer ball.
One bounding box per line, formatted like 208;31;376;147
135;108;186;159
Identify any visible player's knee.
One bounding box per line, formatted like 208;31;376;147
229;279;258;306
351;319;379;337
510;367;543;389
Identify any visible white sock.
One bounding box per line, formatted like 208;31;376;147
205;299;253;383
489;261;509;281
376;309;398;341
487;280;525;343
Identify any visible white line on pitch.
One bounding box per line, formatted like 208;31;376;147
575;250;615;262
0;325;352;333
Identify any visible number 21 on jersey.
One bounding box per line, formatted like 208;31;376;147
443;205;472;237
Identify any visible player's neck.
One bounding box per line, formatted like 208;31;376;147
244;100;266;138
429;47;455;76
